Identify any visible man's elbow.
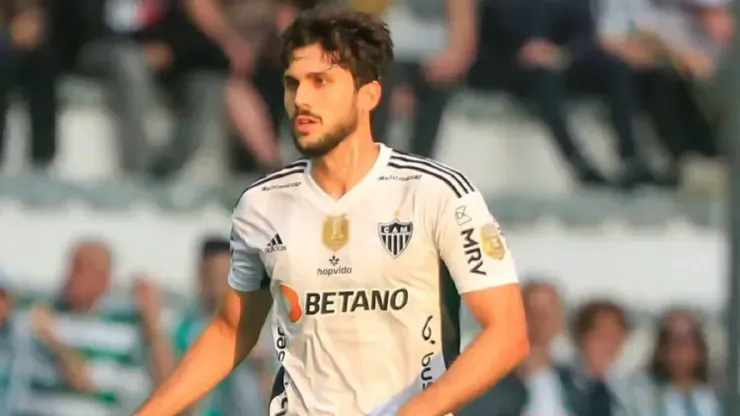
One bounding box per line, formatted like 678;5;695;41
509;333;530;366
485;318;529;368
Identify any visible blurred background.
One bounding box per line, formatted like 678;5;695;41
0;0;733;414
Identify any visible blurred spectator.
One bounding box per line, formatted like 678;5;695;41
0;269;35;416
172;237;274;415
179;0;297;174
570;299;633;415
369;0;478;158
0;0;58;170
631;308;721;416
599;0;732;181
66;0;169;174
18;240;174;415
480;0;658;190
138;3;233;178
461;281;580;416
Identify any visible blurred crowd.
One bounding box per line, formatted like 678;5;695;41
461;283;723;416
0;238;724;415
0;0;733;414
0;0;733;189
0;237;276;415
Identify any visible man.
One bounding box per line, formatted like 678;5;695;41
482;0;657;190
462;281;579;416
599;0;732;183
172;237;274;415
570;299;633;416
135;7;529;416
0;0;57;170
180;0;300;174
367;0;478;158
18;240;174;415
0;269;34;416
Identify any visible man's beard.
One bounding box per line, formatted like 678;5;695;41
292;111;358;158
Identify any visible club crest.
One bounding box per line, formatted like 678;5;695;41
378;219;414;257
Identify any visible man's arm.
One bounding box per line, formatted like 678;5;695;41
135;289;272;415
184;0;241;48
399;186;529;416
30;304;95;392
444;0;477;60
135;196;273;415
133;278;176;386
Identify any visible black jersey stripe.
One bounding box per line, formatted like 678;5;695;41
245;159;308;192
233;160;307;209
247;167;305;191
387;162;463;198
391;151;475;193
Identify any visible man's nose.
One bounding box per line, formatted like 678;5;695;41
293;82;312;108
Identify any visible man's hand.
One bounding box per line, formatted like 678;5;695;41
601;34;656;69
30;302;56;343
517;38;563;69
9;8;43;50
276;3;298;32
133;276;162;328
615;41;655;68
31;302;95;392
672;46;715;79
423;47;474;85
142;42;173;71
222;36;254;77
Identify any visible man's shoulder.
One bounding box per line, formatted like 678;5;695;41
233;159;308;211
385;149;478;201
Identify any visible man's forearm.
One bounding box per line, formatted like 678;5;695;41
44;336;95;392
399;328;529;416
185;0;241;47
142;321;176;386
444;0;477;56
135;318;252;415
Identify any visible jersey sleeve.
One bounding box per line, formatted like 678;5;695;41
228;194;267;292
432;188;519;294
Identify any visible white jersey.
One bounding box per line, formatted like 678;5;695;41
228;143;519;416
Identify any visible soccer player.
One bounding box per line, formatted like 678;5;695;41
135;7;529;416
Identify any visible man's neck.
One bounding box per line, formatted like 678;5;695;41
310;129;379;199
673;376;696;393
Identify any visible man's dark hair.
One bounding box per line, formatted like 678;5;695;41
280;6;394;86
571;299;630;343
200;237;230;258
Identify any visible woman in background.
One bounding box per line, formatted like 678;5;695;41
633;309;721;416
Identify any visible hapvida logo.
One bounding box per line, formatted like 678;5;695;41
317;255;352;276
317;266;353;276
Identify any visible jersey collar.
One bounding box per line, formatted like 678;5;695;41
303;143;392;210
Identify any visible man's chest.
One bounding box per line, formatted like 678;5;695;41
258;190;438;294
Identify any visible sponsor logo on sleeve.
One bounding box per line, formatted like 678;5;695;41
460;228;486;275
480;222;506;260
454;205;472;226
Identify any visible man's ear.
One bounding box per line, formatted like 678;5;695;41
358;81;382;112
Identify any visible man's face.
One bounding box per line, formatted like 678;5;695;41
65;244;111;308
524;285;563;345
283;44;360;158
199;252;231;312
580;311;626;371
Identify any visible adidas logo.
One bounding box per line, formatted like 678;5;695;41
265;234;286;253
